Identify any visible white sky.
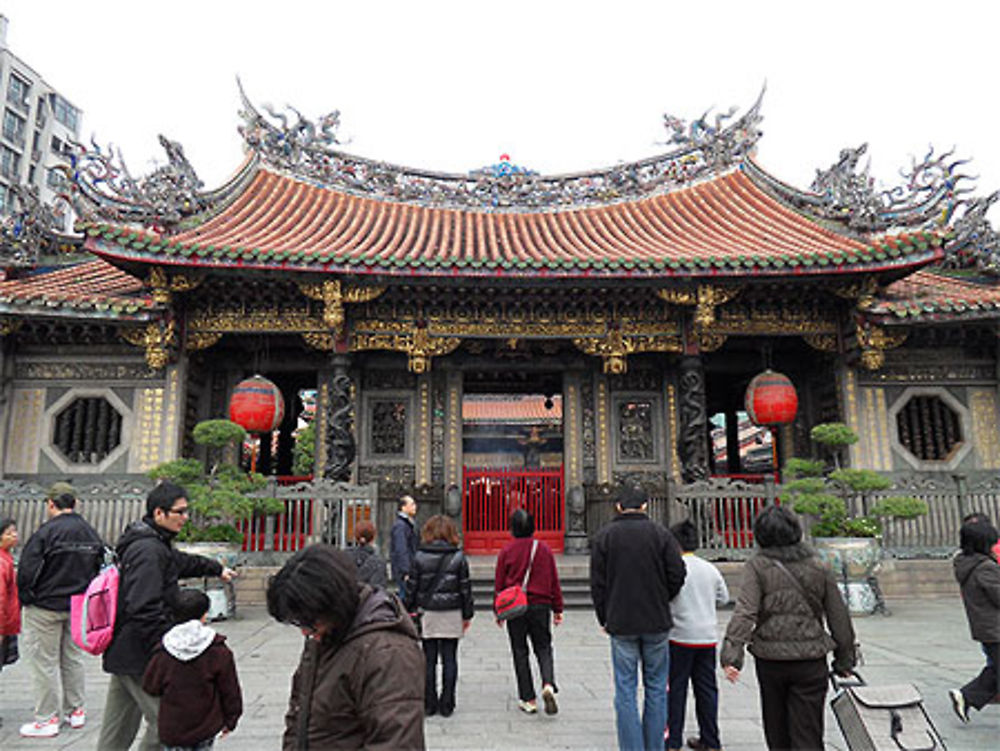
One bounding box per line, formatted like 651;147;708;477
4;1;999;220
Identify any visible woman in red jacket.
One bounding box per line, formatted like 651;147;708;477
0;518;21;680
494;509;563;715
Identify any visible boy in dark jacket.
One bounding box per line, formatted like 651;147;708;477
143;590;243;750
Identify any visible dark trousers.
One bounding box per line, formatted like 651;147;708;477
755;657;827;751
963;642;1000;709
506;604;556;702
423;638;458;712
667;643;719;750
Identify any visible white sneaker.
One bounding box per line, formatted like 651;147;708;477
541;684;559;715
67;708;85;729
20;715;60;737
949;688;970;723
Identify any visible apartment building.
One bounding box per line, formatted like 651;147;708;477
0;15;81;231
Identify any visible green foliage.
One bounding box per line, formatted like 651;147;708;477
784;458;826;479
784;423;927;538
292;422;316;476
810;422;859;449
149;419;280;543
192;419;246;450
829;469;892;493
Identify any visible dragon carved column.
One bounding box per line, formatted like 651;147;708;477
677;356;710;482
324;354;356;481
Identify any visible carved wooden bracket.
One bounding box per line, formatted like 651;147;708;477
572;328;682;373
856;321;908;370
120;319;176;369
350;325;459;373
298;280;385;337
658;284;742;329
834;277;880;312
147;266;202;306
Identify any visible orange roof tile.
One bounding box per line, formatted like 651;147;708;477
463;396;563;423
0;260;155;320
873;270;1000;322
83;164;944;279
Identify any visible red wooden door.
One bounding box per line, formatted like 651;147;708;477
462;466;564;554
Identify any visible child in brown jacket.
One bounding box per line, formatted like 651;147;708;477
142;589;242;750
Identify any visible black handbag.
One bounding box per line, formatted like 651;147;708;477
0;634;18;667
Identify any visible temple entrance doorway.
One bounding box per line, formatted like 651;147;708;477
461;369;564;554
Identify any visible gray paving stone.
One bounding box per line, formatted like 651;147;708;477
0;596;997;749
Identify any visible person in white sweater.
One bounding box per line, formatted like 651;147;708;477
667;520;730;751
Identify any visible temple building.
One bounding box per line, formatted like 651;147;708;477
2;89;999;553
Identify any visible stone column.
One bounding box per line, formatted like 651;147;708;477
725;408;740;474
442;370;463;517
677;356;710;482
563;371;588;554
323;353;356;481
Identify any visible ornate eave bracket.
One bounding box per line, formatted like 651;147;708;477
834;277;880;313
0;318;23;337
148;266;203;306
350;326;460;373
572;328;682;373
298;280;385;338
658;284;742;340
120;319;177;369
856;320;908;370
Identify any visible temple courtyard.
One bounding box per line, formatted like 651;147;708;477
0;595;996;750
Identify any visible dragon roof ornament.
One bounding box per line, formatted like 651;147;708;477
57;134;206;234
0;185;65;267
749;143;975;233
237;83;764;211
939;191;1000;275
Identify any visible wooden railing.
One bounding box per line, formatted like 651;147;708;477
463;466;564;554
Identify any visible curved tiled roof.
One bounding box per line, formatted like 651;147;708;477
873;270;1000;322
0;260;155;320
463;395;563;423
83;163;944;279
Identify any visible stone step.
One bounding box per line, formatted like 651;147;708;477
225;556;960;607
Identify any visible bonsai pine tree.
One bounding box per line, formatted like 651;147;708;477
784;422;927;538
149;419;280;542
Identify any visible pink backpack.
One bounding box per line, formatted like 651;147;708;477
70;563;119;655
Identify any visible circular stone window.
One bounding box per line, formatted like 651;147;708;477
53;396;124;464
895;393;963;462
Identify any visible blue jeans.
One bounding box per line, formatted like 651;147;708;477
610;632;670;751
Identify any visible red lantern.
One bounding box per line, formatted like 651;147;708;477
229;375;285;433
744;369;798;426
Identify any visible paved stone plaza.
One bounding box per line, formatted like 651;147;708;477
0;597;996;750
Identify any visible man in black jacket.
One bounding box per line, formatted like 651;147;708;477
590;486;686;751
390;494;418;600
16;482;103;738
96;481;236;751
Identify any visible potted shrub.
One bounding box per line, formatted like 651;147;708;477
783;422;928;614
148;419;281;551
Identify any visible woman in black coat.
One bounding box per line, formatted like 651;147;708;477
348;520;388;589
950;519;1000;724
405;514;474;717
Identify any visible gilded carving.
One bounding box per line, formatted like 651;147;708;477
0;318;23;336
148;266;202;306
301;332;335;351
299;280;384;336
185;331;222;351
186;308;327;334
834;277;880;311
857;323;908;371
697;332;727;352
572;330;682;373
657;286;741;328
803;333;839;352
350;327;460;373
120;320;176;370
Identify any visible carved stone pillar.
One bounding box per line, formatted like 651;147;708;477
677;356;710;482
563;372;587;554
324;354;356;481
442;370;463;517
